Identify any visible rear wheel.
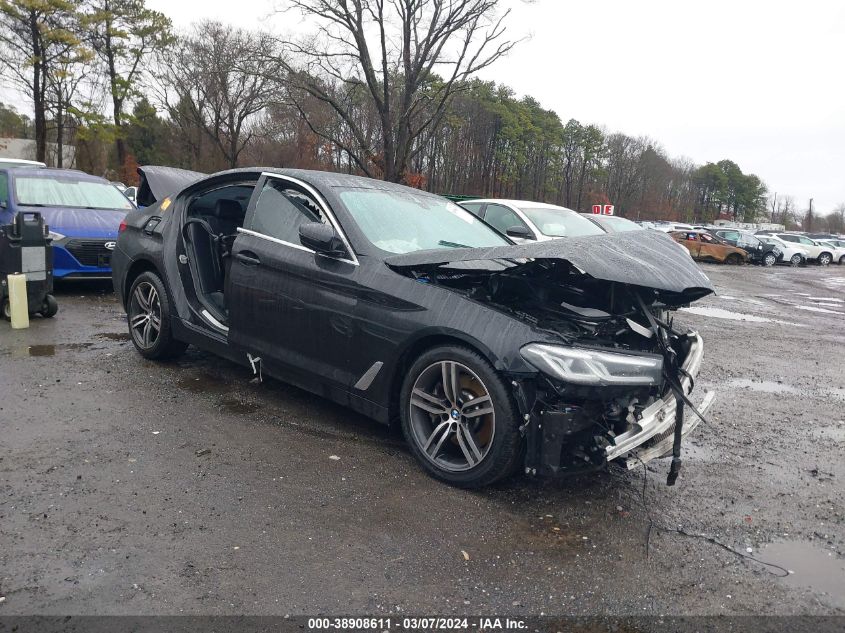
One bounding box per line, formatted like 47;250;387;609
127;271;187;360
790;253;802;266
1;299;10;321
839;255;845;265
818;252;832;266
763;252;777;267
725;253;743;265
400;345;522;488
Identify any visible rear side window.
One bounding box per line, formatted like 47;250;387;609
460;201;484;217
247;178;324;245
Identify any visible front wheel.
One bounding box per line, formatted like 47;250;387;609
818;253;832;266
790;253;803;266
763;252;777;267
725;253;743;265
399;346;523;488
839;255;845;265
127;271;187;360
40;294;58;318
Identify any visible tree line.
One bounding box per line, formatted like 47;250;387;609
1;0;840;229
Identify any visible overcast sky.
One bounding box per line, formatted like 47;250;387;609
4;0;843;212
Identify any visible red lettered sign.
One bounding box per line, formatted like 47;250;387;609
592;204;602;214
603;205;615;215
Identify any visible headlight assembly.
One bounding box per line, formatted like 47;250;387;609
47;230;65;241
520;343;663;386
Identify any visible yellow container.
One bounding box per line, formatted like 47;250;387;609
8;273;29;329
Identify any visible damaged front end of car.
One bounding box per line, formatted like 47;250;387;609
387;230;716;485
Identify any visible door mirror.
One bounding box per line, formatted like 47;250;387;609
506;225;534;240
299;222;346;256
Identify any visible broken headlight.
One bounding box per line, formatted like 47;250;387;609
520;344;663;386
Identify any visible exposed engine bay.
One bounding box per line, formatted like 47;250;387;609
398;257;712;484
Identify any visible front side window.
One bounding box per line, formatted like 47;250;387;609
248;179;325;245
780;235;799;243
14;175;134;210
338;189;509;254
0;172;8;207
519;207;604;238
483;204;529;236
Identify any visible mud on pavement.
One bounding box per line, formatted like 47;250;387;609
1;268;843;616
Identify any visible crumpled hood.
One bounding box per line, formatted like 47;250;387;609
385;229;714;300
21;205;126;238
137;165;205;206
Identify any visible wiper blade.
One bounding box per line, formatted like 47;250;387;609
437;240;469;248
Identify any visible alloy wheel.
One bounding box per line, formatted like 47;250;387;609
763;253;776;266
408;360;495;472
790;254;802;266
819;253;831;266
129;281;162;349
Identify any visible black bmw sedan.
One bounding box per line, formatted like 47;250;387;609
112;167;716;488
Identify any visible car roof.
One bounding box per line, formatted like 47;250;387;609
8;167;109;183
459;198;578;211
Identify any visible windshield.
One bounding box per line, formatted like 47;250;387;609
737;233;761;248
596;215;642;232
339;189;510;254
519;207;604;237
15;175;134;210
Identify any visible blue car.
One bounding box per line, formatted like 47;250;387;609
0;167;134;278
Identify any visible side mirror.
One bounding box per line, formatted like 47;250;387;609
506;225;534;240
299;222;346;257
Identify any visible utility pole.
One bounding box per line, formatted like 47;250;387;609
807;198;814;231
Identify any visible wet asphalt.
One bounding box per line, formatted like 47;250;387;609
0;264;843;616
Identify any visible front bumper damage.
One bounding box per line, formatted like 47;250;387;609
517;332;715;481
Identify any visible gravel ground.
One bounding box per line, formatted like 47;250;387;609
1;263;843;616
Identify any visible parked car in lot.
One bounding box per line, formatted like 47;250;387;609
670;230;748;264
0;168;135;278
709;228;780;266
757;235;807;266
579;213;642;233
771;233;835;265
457;199;603;242
113;167;715;488
0;158;47;169
816;239;845;264
580;212;695;259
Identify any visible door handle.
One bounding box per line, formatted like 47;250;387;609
235;252;261;266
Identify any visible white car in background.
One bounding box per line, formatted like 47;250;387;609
758;235;808;266
817;239;845;264
457;199;604;242
772;233;835;265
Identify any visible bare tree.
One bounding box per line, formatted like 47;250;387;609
828;203;845;235
277;0;518;182
155;21;282;169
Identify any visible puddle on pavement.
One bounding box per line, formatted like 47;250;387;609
218;397;260;415
680;306;800;326
96;332;131;341
729;378;799;395
761;541;845;609
176;372;229;394
20;343;94;357
794;305;844;315
812;426;845;442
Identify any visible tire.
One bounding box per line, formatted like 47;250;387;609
839;255;845;265
1;298;10;321
127;271;187;360
39;294;58;318
790;254;802;266
399;345;522;488
725;253;743;265
763;252;777;267
818;252;832;266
